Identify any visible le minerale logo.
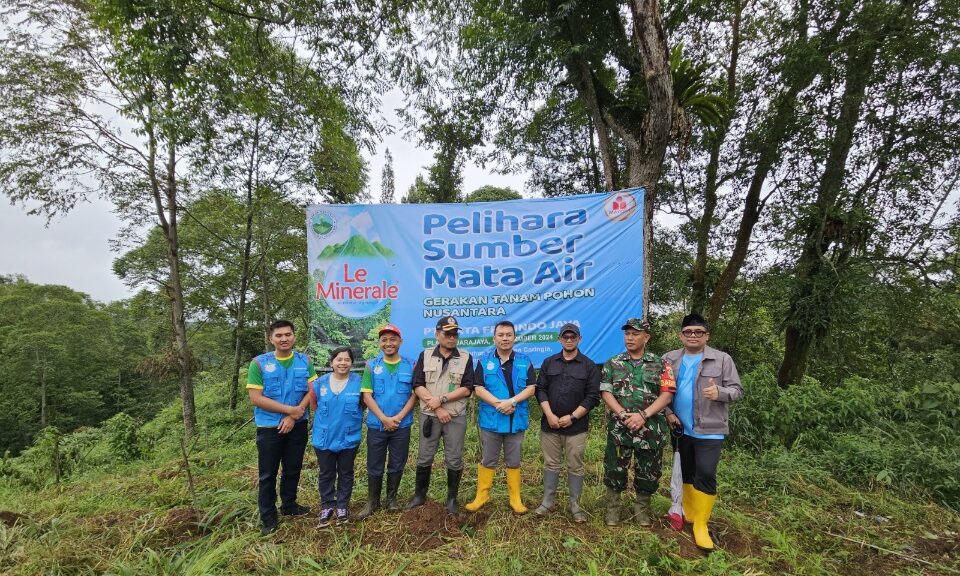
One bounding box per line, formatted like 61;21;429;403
315;234;398;319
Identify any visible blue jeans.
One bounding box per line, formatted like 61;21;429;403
366;426;411;476
316;447;358;509
256;420;308;525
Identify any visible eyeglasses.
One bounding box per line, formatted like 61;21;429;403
681;329;708;337
560;334;579;341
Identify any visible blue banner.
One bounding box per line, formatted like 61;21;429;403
306;189;644;365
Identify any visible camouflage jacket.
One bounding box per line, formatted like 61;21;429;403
600;351;672;451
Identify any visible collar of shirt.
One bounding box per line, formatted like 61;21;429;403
431;346;461;359
559;351;585;364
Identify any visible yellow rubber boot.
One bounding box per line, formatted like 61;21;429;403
465;465;495;512
681;483;696;525
691;488;717;551
505;468;528;514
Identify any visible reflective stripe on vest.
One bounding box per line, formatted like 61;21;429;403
254;351;310;427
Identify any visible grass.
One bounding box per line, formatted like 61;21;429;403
1;378;958;575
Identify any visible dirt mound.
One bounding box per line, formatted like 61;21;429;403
649;516;702;559
0;511;26;527
86;510;144;531
153;506;206;543
358;501;493;553
914;532;960;559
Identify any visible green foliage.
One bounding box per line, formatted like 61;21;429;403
463;185;522;202
0;371;958;575
732;367;960;509
104;413;141;462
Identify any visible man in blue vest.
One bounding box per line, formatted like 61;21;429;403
465;320;537;514
357;324;417;519
246;319;316;536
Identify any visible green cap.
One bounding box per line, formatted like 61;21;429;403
620;318;651;332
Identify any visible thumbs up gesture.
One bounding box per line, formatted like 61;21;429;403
703;378;719;401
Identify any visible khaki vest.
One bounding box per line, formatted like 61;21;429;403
420;350;469;417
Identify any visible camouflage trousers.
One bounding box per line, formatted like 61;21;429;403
602;438;663;496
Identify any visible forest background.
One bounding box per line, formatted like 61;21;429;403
0;0;958;574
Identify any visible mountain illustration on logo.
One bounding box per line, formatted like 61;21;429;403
311;212;334;236
318;234;395;259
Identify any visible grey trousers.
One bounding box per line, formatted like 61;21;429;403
479;428;525;468
540;430;588;476
416;412;466;471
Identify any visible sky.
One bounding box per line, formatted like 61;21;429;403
0;100;529;303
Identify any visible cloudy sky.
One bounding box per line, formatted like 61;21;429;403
1;116;528;303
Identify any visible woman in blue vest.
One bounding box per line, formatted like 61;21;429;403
465;320;536;514
310;346;363;527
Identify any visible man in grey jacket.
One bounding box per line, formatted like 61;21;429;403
663;313;743;552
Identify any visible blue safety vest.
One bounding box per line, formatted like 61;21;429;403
311;372;363;452
477;350;532;434
365;354;415;431
253;351;311;427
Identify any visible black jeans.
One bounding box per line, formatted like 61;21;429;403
256;420;308;525
366;426;411;476
316;447;359;510
677;435;724;494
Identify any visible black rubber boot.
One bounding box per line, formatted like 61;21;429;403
406;466;432;510
445;468;463;514
356;475;382;520
385;472;403;512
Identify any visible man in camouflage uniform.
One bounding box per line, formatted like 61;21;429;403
600;318;676;526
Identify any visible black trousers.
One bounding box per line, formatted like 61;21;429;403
366;426;411;476
316;447;359;509
677;435;724;495
256;420;308;524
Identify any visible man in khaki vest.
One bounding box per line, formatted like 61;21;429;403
407;316;477;513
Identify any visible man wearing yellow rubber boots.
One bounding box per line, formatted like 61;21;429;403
664;313;743;551
466;320;536;514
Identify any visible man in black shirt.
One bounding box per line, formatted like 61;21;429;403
533;323;601;522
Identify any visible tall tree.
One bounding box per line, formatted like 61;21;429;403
380;148;396;203
416;0;725;314
0;0;219;438
775;0;960;386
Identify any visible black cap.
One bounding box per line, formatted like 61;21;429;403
681;313;708;329
558;323;580;337
436;316;460;333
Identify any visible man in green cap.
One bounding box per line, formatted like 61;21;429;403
599;318;676;526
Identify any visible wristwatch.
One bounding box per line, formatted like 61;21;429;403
510;399;517;408
440;395;448;404
569;413;579;424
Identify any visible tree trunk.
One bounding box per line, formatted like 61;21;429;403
38;349;47;427
776;17;883;388
690;0;741;315
260;246;272;352
628;0;674;318
147;96;196;439
705;3;854;326
164;153;197;438
229;120;260;411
